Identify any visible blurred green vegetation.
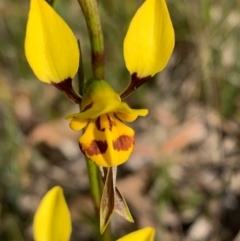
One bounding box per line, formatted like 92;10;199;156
1;0;240;240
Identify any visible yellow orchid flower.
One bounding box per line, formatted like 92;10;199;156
33;186;71;241
24;0;174;166
66;79;148;167
33;186;154;241
26;0;174;236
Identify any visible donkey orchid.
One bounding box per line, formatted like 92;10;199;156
24;0;174;167
25;0;174;232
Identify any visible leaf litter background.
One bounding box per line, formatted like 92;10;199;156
1;0;240;240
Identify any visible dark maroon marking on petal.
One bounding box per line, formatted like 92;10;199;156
95;117;101;131
85;120;91;128
82;102;93;112
107;114;116;131
95;116;105;132
107;114;112;131
113;135;135;151
120;73;151;99
95;140;108;153
51;77;82;104
79;140;108;156
114;113;123;123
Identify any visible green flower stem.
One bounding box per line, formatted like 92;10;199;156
77;0;104;213
77;0;112;240
77;0;105;79
77;41;104;236
101;225;112;241
86;158;102;210
77;40;85;97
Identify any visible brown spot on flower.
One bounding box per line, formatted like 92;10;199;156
113;135;135;151
80;140;108;156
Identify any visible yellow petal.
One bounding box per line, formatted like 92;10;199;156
79;114;135;167
69;117;88;131
117;227;155;241
116;110;147;122
116;112;138;122
33;186;72;241
25;0;79;83
124;0;175;78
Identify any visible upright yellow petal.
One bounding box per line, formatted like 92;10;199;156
124;0;175;78
25;0;79;83
117;227;155;241
33;186;72;241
